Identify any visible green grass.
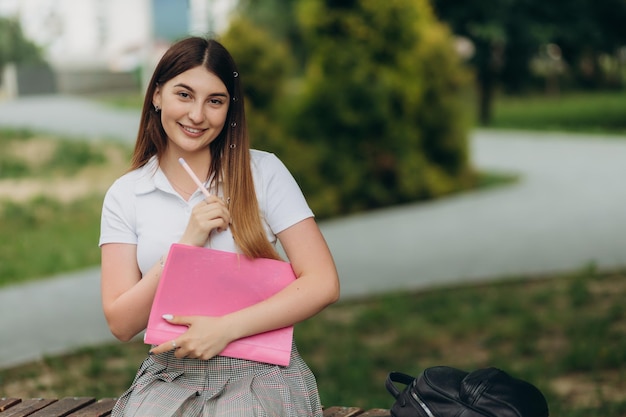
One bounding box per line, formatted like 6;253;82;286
0;128;130;287
489;90;626;135
1;266;625;416
0;196;104;287
0;129;110;180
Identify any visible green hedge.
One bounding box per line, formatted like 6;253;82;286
223;0;474;218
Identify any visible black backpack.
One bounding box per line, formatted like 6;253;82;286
386;366;549;417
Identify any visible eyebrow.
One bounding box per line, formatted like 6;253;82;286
174;83;228;97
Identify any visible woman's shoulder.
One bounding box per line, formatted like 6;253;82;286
249;149;285;171
250;148;277;162
106;159;157;197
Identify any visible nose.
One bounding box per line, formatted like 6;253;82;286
188;102;205;124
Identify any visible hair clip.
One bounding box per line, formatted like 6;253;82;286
230;122;237;128
233;71;239;78
229;144;237;149
232;96;238;102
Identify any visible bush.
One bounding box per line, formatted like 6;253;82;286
288;0;474;216
221;17;295;110
221;18;326;213
223;1;474;218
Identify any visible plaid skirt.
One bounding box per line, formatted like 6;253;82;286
111;341;322;417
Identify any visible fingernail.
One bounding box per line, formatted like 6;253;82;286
162;314;174;320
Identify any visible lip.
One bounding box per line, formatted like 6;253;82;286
178;123;207;137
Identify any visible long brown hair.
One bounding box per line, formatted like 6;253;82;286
131;37;280;260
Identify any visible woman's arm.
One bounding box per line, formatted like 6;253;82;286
101;195;231;342
101;243;164;341
234;216;341;328
150;217;340;358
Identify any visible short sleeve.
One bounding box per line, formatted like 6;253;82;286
99;178;138;246
253;152;314;235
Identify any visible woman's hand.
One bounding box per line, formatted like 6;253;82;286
179;195;231;247
149;314;236;360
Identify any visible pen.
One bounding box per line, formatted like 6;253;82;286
178;157;211;200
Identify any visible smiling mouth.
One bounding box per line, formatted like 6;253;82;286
180;124;205;134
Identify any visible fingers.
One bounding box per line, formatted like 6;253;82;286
162;313;191;326
148;314;190;356
148;315;227;360
149;338;179;355
194;197;231;231
181;197;231;246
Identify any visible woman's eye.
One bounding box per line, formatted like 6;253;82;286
177;91;191;99
209;98;224;105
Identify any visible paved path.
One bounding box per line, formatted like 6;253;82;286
327;130;626;297
1;95;626;369
0;95;139;142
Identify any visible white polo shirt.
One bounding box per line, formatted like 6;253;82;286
99;150;314;275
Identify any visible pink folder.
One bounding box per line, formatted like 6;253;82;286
144;243;296;366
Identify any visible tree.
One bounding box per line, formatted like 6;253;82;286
431;0;626;124
430;0;526;124
0;17;45;73
236;0;307;70
288;0;473;216
547;0;626;88
221;17;294;110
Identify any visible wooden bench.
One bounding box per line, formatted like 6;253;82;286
0;398;390;417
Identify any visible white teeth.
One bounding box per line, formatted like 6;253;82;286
183;126;202;134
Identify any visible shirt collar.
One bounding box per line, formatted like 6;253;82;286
134;156;160;195
134;155;222;196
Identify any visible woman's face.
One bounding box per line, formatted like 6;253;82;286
153;66;230;154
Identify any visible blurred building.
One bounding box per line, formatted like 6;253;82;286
0;0;236;97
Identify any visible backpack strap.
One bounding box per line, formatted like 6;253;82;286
386;372;416;400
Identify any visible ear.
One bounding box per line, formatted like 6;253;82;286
152;86;162;109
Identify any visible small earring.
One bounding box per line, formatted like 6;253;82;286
154;105;160;112
233;71;239;78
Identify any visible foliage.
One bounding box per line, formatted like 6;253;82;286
221;17;295;110
220;17;338;217
431;0;626;123
0;17;46;71
287;0;474;217
2;267;626;416
235;0;306;69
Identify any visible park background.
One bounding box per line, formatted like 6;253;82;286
1;0;626;415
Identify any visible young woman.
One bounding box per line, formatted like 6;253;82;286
99;37;340;417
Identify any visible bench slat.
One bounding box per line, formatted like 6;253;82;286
323;406;363;416
0;399;57;417
0;400;21;412
323;406;391;417
28;398;95;417
358;409;392;417
66;399;117;417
